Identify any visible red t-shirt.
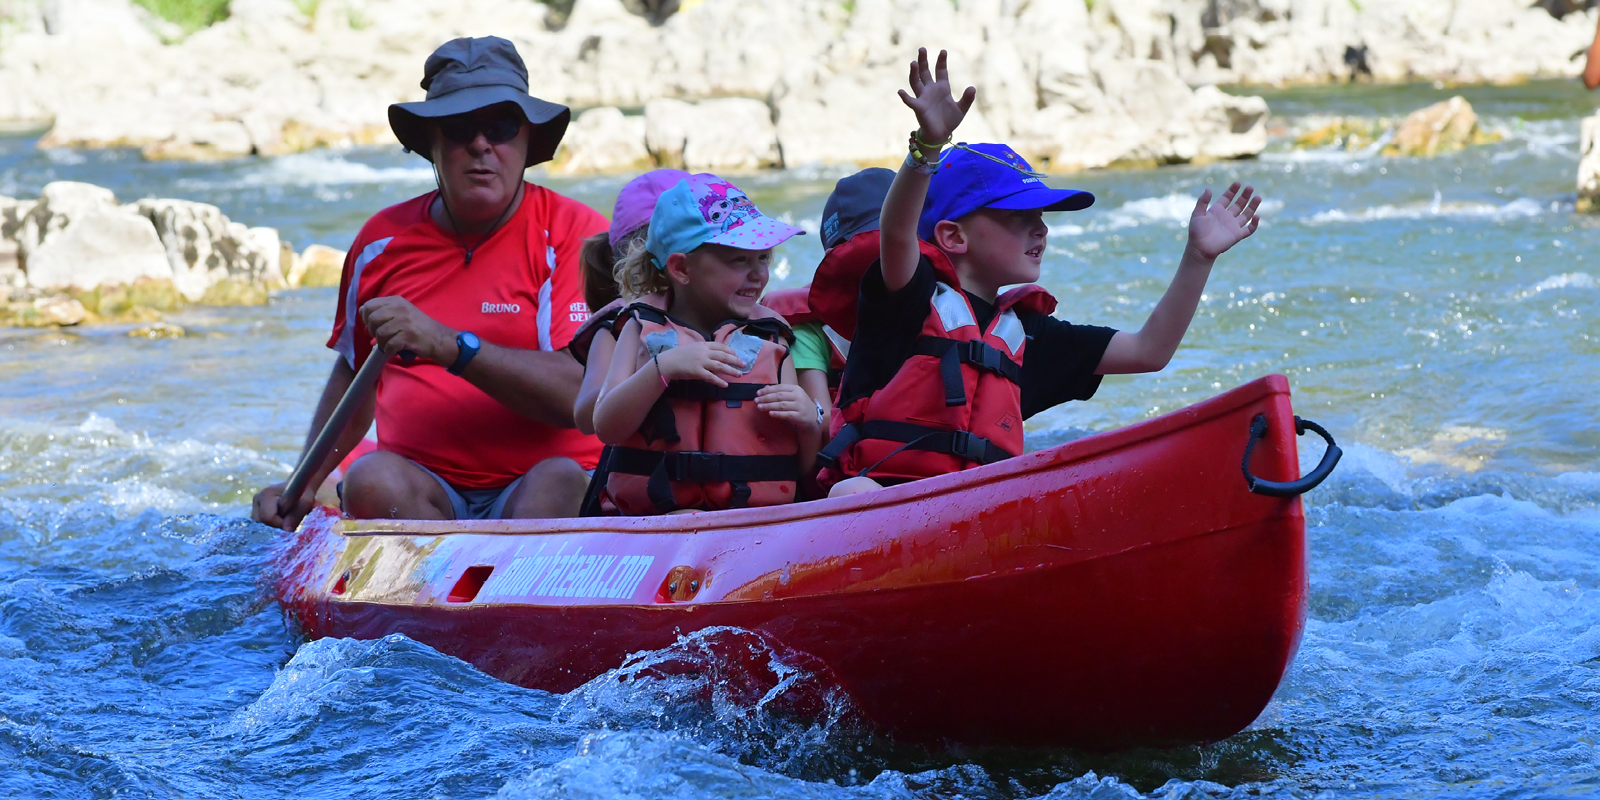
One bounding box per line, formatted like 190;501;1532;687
327;183;606;488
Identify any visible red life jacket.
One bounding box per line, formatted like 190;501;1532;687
761;286;848;389
811;238;1056;486
569;292;667;366
602;303;800;514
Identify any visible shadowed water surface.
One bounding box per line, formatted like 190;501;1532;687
2;82;1598;798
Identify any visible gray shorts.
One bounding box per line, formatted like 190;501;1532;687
408;460;595;520
410;460;526;520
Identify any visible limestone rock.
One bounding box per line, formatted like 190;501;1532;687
1577;112;1600;213
141;120;256;161
290;244;346;288
1382;96;1498;157
128;321;186;338
22;295;89;327
18;181;119;261
550;107;650;175
646;98;781;172
132;198;283;301
24;204;174;293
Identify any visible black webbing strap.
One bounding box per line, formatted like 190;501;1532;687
817;420;1015;471
911;337;1022;407
608;447;799;484
664;381;769;407
578;445;615;517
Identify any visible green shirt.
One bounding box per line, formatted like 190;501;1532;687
790;321;831;372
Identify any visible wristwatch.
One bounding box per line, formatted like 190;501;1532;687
448;331;481;375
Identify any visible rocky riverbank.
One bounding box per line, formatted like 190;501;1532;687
0;181;342;326
2;0;1590;174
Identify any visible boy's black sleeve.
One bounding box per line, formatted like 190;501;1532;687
836;258;939;407
1019;313;1119;420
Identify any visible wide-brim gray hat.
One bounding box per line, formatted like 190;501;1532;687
389;36;570;168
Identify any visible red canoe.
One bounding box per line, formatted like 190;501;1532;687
274;375;1326;749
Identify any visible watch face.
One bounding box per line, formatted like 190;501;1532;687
461;332;481;348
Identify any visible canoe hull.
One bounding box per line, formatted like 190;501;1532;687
276;375;1309;749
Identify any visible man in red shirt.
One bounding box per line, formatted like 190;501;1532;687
252;37;604;529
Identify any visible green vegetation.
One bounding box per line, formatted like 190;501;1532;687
130;0;230;34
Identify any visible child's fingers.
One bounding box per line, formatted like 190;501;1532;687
934;49;949;84
957;86;977;114
899;88;916;109
1193;189;1213;214
1217;182;1240;209
1247;215;1261;234
1230;185;1253;214
907;60;922;95
695;367;729;388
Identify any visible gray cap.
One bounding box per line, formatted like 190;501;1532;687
821;167;895;250
388;36;570;167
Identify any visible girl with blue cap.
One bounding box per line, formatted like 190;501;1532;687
591;175;824;514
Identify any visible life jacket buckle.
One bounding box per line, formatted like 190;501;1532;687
949;430;986;463
963;340;1004;374
665;451;723;482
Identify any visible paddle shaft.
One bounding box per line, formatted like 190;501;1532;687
277;350;390;517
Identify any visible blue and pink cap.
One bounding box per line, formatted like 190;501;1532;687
646;174;804;269
918;143;1094;241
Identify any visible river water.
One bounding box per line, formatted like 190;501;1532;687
2;81;1598;799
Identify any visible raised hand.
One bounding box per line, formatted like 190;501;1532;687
656;342;745;388
898;48;976;149
1187;182;1263;260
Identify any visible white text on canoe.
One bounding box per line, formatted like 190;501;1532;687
487;549;655;600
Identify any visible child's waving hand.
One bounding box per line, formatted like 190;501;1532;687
899;48;976;147
1188;182;1262;260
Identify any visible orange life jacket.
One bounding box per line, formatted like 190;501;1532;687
569;292;667;366
760;286;848;390
810;236;1056;486
602;303;800;514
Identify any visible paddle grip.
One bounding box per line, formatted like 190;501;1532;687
1242;414;1342;497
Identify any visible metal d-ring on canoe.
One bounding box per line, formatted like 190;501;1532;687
274;374;1338;750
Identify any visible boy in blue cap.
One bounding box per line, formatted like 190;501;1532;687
823;48;1263;497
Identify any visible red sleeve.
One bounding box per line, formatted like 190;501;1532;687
325;196;428;368
544;195;608;350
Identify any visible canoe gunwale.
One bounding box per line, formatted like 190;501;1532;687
336;374;1296;538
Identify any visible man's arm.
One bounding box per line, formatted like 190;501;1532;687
359;296;582;428
251;356;375;530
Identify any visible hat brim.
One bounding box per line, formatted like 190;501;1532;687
987;186;1096;213
388;85;571;168
706;217;806;251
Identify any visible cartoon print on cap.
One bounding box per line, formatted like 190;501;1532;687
696;182;761;235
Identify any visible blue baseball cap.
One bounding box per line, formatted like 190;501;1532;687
917;143;1094;241
647;174;804;270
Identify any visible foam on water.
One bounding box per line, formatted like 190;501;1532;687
230;151;434;187
1304;195;1545;224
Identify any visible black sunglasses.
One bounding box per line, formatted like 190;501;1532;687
436;112;524;145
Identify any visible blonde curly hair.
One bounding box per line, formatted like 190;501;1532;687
612;234;671;300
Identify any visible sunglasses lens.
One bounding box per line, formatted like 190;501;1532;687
482;115;523;143
437;117;478;143
436;113;522;144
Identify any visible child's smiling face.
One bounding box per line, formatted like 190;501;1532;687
671;243;772;323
